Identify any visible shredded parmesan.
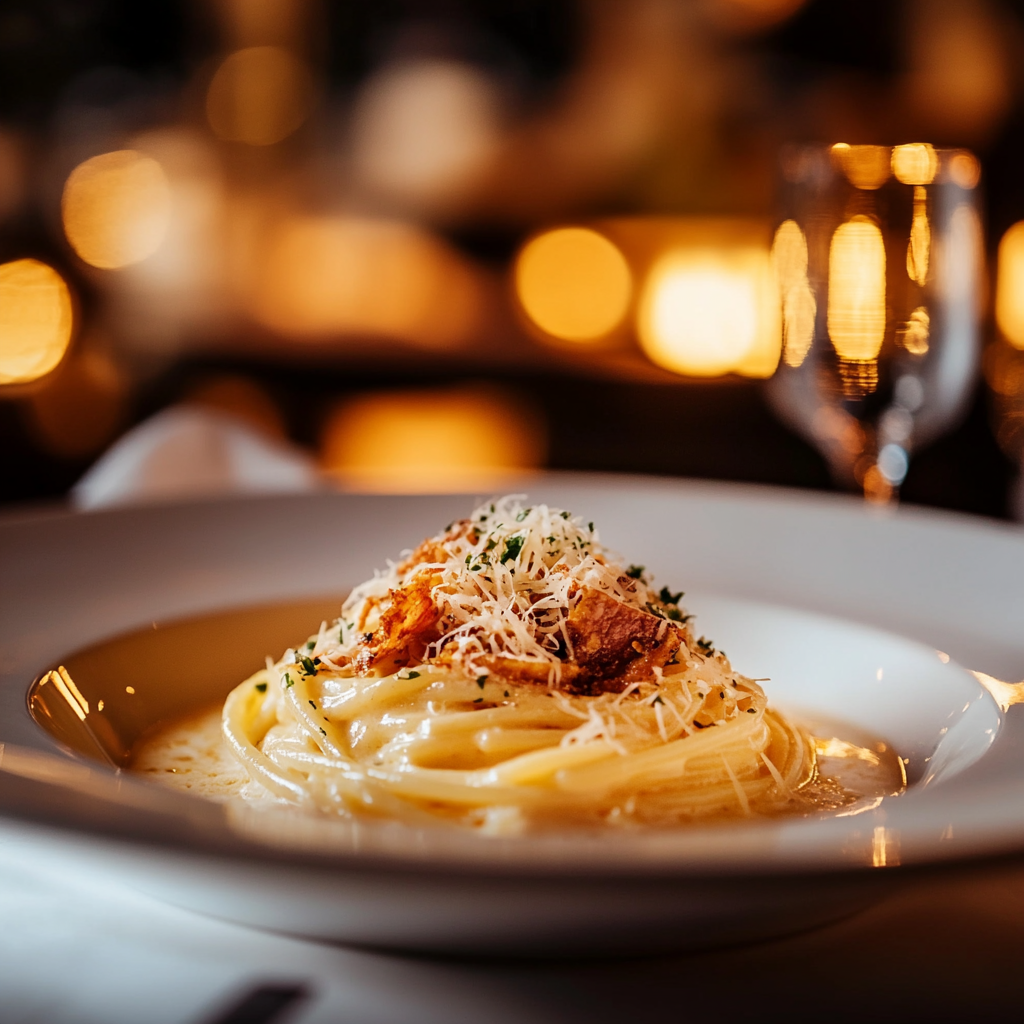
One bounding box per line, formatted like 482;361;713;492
313;495;695;686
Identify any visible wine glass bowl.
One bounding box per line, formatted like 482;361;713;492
768;144;984;503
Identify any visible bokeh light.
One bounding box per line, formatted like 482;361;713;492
949;151;981;190
206;46;314;146
102;129;228;347
321;387;544;493
907;186;930;287
515;227;632;343
0;259;74;385
996;221;1024;350
898;307;930;356
772;219;816;368
833;143;890;190
637;247;780;378
350;59;501;213
250;215;480;347
892;143;938;186
828;216;887;362
62;150;172;270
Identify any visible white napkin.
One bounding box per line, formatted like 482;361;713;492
72;406;323;510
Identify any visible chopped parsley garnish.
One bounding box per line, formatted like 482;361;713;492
696;637;715;656
659;586;683;605
283;672;294;688
588;522;594;532
746;708;757;714
626;564;645;580
405;670;421;679
298;655;319;676
504;690;510;697
501;534;525;563
515;508;532;522
472;697;484;704
652;694;664;705
665;607;685;622
560;510;570;519
476;676;488;689
306;640;315;651
308;700;316;708
319;727;327;736
255;681;267;692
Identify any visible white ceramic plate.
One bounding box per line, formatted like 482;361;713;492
2;476;1024;954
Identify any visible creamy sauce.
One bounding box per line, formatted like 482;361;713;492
131;703;906;822
30;589;907;830
131;704;251;801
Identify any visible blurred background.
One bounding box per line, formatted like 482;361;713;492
3;0;1024;517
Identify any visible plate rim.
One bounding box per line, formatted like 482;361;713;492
3;475;1024;881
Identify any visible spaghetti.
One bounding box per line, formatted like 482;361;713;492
215;496;821;832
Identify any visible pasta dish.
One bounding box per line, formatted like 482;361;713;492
134;496;901;832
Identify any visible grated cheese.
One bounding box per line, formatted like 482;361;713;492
313;495;694;685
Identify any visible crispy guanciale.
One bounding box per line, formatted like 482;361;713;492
355;571;442;674
355;559;684;694
564;586;682;695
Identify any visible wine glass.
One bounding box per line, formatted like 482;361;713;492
767;143;984;504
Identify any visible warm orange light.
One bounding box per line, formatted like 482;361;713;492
948;152;981;189
971;671;1024;712
772;219;816;368
251;215;479;348
892;143;937;186
834;143;891;190
907;186;930;286
897;307;930;356
638;247;780;378
996;221;1024;349
62;150;171;270
515;228;632;343
828;216;887;362
206;46;313;146
321;387;544;493
0;259;74;385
